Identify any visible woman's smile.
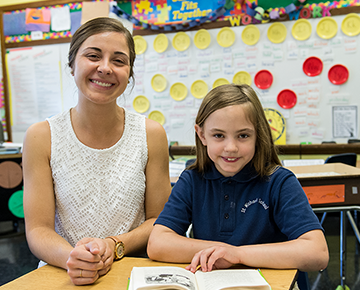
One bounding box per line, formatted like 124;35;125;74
90;79;115;88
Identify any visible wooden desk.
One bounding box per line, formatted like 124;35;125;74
0;257;297;290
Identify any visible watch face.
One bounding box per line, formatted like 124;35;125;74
264;108;286;143
115;241;125;260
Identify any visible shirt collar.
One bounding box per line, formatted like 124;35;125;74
204;161;259;183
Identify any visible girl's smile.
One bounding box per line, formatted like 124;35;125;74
195;104;256;177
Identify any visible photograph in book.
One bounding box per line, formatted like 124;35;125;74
128;266;271;290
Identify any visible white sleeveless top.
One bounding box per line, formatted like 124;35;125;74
47;108;147;247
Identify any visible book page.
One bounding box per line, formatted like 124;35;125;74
130;266;198;290
195;269;271;290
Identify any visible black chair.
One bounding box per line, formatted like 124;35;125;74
324;153;357;167
185;158;196;168
348;139;360;143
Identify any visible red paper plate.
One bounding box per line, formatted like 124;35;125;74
277;89;297;109
254;70;273;89
303;57;323;77
328;64;349;85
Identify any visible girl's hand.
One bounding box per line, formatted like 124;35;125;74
185;245;240;273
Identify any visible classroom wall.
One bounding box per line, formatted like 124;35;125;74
3;1;360;146
123;14;360;146
0;0;39;7
6;13;360;145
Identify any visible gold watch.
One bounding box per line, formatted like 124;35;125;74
106;236;125;261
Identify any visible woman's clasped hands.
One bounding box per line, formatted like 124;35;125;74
66;237;115;285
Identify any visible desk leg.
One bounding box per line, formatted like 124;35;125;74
346;211;360;244
320;212;327;225
340;211;346;288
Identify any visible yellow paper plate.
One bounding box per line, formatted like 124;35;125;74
172;32;191;52
341;13;360;36
153;33;169;53
233;71;252;86
148;110;165;125
194;29;211;50
191;80;208;99
213;78;230;88
241;25;260;46
151;74;167;92
170;82;188;101
133;35;147;55
133;95;150;113
217;27;235;47
316;17;338;39
267;22;287;44
291;19;312;41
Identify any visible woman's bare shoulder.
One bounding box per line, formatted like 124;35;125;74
23;121;51;152
145;118;166;135
144;118;168;155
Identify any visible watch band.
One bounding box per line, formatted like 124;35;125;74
106;235;120;244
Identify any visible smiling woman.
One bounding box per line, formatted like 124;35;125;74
22;17;171;286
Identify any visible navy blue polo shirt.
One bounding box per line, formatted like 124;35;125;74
155;162;322;246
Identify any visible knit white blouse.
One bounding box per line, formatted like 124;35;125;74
47;108;147;247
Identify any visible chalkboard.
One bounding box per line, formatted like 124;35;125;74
7;14;360;145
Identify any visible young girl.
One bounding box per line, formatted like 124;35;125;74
23;18;171;285
147;84;329;290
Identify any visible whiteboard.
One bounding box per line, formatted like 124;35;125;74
8;14;360;145
125;14;360;145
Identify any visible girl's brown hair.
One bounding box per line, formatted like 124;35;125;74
189;84;281;177
68;17;136;82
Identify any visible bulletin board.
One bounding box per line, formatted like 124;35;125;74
123;13;360;146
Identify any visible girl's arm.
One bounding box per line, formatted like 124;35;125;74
107;118;171;256
149;224;328;273
23;122;105;285
186;229;329;273
148;224;228;262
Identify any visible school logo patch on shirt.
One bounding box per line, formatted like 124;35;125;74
241;198;269;213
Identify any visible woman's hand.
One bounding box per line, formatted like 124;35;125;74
186;245;241;273
66;237;114;285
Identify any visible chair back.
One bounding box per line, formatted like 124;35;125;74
185;158;196;168
348;139;360;143
324;153;357;167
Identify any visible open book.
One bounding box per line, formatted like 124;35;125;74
128;266;271;290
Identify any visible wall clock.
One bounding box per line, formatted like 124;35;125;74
263;108;286;145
